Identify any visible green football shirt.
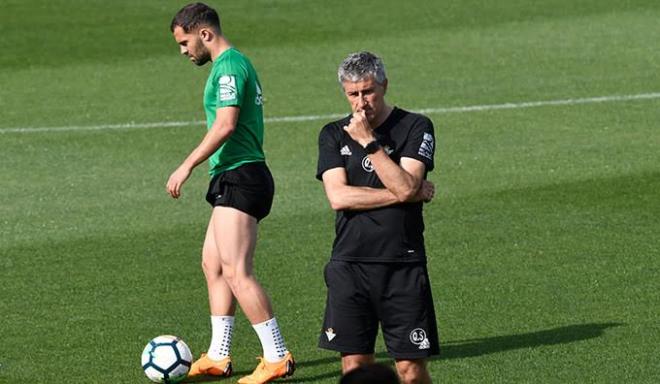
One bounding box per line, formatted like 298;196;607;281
203;47;265;176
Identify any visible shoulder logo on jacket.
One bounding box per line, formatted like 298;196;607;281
418;133;434;160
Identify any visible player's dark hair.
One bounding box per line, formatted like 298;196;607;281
339;363;400;384
170;3;221;34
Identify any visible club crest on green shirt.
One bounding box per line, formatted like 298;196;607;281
219;75;237;102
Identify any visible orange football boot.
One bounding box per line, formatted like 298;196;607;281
237;352;295;384
188;353;232;378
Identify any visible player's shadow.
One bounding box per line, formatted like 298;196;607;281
293;322;622;383
182;368;255;383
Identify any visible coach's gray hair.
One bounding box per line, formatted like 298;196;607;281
337;51;387;84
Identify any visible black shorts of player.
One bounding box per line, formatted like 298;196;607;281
318;260;440;359
205;162;274;222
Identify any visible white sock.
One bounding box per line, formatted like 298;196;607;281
207;315;234;360
252;317;288;362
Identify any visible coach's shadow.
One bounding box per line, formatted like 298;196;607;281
293;322;623;382
436;322;622;360
182;322;622;382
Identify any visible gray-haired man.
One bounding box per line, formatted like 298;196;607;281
316;51;440;384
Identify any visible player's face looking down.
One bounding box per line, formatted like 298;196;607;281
342;76;388;126
172;25;212;66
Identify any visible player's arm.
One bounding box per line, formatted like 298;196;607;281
321;167;401;211
166;106;239;199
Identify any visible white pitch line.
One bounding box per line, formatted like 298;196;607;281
2;92;660;134
415;92;660;114
0;120;202;134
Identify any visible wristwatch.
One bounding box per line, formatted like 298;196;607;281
364;140;381;154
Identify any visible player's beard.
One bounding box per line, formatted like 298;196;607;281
190;46;211;66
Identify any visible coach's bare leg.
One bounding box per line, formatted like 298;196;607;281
395;359;431;384
341;353;375;374
212;206;273;323
202;217;236;315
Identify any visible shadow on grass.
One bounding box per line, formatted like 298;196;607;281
182;369;252;383
293;322;623;383
181;323;622;382
437;322;623;360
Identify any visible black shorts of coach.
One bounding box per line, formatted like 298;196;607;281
205;161;274;222
318;260;440;359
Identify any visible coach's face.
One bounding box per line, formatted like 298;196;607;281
172;26;211;66
342;76;388;125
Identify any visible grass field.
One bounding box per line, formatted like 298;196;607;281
2;1;660;383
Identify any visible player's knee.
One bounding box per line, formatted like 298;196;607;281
221;270;251;293
201;258;222;280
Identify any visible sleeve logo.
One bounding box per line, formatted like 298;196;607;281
418;132;434;160
255;82;264;105
219;75;237;101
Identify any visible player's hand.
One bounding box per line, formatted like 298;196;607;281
414;180;435;203
166;165;192;199
343;111;374;147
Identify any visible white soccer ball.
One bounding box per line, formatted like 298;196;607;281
141;335;193;383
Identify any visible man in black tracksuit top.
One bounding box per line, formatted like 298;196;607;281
316;51;440;384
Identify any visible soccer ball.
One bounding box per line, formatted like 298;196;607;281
141;335;193;383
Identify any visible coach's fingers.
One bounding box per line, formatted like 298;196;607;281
424;181;435;202
352;112;368;128
424;185;433;202
419;180;432;193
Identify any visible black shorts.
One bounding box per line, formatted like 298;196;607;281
318;260;440;359
205;162;274;221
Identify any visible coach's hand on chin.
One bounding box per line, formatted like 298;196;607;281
343;111;375;147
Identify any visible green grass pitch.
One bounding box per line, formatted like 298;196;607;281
1;1;659;382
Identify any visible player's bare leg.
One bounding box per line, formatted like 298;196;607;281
395;359;431;384
203;217;236;316
188;218;236;378
212;206;294;384
341;353;375;374
211;206;273;322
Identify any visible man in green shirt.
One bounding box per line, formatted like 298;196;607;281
167;3;294;383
